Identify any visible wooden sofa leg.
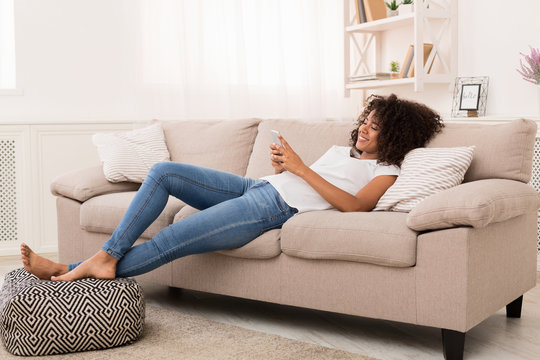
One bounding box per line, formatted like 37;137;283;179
168;287;183;296
441;329;465;360
506;295;523;318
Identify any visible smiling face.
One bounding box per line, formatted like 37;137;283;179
355;110;380;160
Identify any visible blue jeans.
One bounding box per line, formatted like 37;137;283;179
69;162;297;277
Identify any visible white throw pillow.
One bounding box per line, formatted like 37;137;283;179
93;123;170;183
374;146;475;212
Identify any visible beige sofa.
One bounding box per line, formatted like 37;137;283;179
51;118;539;360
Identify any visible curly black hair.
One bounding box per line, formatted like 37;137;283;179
350;94;444;167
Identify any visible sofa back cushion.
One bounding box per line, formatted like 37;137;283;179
159;119;261;176
246;119;355;178
426;119;537;183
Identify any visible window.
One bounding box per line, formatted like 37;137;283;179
136;0;346;120
0;0;16;90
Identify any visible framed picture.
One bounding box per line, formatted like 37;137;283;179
459;84;481;110
452;77;489;117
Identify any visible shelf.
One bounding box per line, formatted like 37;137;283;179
346;74;452;90
346;13;414;32
345;9;449;33
346;78;413;89
343;0;457;94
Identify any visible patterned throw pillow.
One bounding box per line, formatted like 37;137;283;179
374;146;475;212
93;122;170;183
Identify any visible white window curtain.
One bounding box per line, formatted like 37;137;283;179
135;0;353;121
0;0;16;89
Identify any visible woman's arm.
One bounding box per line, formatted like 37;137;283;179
271;136;396;212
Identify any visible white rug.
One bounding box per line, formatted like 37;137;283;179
0;303;379;360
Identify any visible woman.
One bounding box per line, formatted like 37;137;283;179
21;94;443;281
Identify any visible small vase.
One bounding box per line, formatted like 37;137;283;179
386;9;399;17
400;4;414;15
391;72;399;79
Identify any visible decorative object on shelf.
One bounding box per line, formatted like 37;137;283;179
400;0;414;14
385;0;399;17
451;77;489;118
390;61;400;79
350;73;392;81
516;45;540;116
363;0;387;22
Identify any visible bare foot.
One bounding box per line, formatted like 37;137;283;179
51;250;118;281
20;243;68;280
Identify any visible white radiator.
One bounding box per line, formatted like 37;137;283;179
0;139;18;244
532;139;540;255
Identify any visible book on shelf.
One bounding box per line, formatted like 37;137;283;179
363;0;386;22
355;0;367;23
407;43;434;78
350;73;392;81
399;44;414;78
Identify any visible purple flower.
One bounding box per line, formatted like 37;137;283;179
517;46;540;85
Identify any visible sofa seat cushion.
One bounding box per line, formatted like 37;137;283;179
174;205;281;259
80;192;185;239
281;211;417;267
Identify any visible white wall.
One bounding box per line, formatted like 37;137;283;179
0;0;141;122
0;0;539;121
375;0;540;119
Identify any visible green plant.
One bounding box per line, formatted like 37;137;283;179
390;60;400;73
402;0;413;5
385;0;399;10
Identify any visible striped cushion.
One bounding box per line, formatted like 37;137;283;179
93;123;170;183
374;146;475;212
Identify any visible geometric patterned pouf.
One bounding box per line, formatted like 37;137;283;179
0;268;145;356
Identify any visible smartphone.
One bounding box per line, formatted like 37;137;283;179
271;130;283;146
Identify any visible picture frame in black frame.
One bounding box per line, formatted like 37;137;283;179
452;76;489;117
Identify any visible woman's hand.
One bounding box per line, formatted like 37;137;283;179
269;143;286;174
271;135;308;177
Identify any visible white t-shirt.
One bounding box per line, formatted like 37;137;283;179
261;145;400;213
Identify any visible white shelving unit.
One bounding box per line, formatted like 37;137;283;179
344;0;458;95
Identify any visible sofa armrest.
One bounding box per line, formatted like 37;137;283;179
50;165;140;202
407;179;540;231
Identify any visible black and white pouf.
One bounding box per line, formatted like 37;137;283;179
0;268;145;356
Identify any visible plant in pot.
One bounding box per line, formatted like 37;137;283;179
400;0;414;15
385;0;399;17
390;60;400;79
516;45;540;116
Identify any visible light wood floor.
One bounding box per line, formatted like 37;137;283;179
1;254;539;360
